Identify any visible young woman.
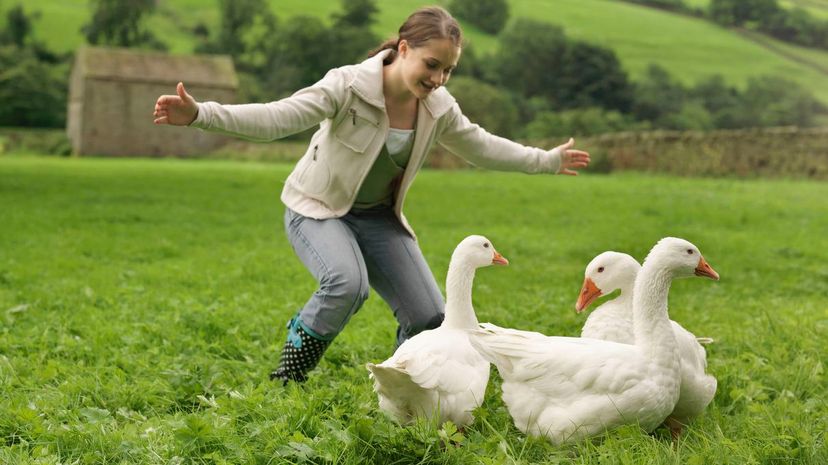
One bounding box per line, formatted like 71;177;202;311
153;6;590;384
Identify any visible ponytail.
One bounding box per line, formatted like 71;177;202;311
368;37;400;65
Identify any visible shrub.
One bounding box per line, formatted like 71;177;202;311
447;76;519;138
0;46;67;127
523;107;647;139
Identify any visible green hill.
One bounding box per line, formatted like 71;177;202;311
3;0;827;102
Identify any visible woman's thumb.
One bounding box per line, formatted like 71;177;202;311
177;82;192;102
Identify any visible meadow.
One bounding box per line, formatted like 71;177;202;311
3;0;828;103
0;155;826;464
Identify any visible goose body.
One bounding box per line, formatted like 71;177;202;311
367;235;507;427
471;238;719;444
576;252;717;435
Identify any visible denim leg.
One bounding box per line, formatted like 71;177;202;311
350;209;445;346
284;208;370;339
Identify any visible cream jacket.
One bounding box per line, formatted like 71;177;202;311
192;50;562;238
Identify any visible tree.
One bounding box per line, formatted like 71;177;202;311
449;0;509;34
82;0;165;49
738;76;821;127
630;64;686;125
332;0;378;29
196;0;273;57
523;107;646;139
558;41;633;113
255;16;333;99
447;76;518;138
1;4;36;47
0;46;67;127
329;0;380;66
490;19;568;102
709;0;780;27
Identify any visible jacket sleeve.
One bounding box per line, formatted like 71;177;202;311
437;103;561;174
190;68;348;141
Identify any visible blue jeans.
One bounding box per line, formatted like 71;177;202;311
284;207;445;346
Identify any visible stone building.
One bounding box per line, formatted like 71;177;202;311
67;46;237;157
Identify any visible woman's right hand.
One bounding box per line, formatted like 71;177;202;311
153;82;198;126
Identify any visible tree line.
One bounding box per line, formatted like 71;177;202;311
0;0;824;140
626;0;828;50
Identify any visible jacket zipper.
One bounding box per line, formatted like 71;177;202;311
349;108;357;125
313;144;318;161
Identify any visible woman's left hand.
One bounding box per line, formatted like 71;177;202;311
556;138;591;176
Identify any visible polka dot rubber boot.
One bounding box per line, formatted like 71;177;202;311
270;317;331;385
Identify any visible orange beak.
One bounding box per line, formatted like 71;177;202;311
492;250;509;266
575;277;602;313
694;256;720;281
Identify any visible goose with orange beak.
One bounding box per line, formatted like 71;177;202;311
367;235;508;429
470;237;719;445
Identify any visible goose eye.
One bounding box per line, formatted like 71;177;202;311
597;267;604;273
687;249;694;255
483;242;490;248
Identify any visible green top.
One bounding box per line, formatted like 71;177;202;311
352;130;415;209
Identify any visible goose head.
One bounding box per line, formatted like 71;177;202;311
645;237;719;280
451;235;509;270
575;252;641;313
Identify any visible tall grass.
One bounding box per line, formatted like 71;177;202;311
0;156;826;463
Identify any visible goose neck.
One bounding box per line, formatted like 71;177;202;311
632;266;678;363
443;261;479;329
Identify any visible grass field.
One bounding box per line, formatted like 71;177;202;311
0;155;826;464
3;0;828;103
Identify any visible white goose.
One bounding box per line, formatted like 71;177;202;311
470;238;719;444
575;251;718;438
366;235;508;427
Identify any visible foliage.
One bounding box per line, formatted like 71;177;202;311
630;64;686;126
709;0;779;26
490;18;632;114
523;107;647;139
736;75;824;127
5;0;828;105
0;4;35;47
82;0;166;50
489;19;567;103
196;0;266;56
447;76;519;138
332;0;379;29
709;0;828;49
0;45;66;127
201;0;379;102
0;5;69;129
0;156;826;463
449;0;510;34
559;41;633;112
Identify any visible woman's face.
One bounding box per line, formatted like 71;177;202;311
398;38;461;99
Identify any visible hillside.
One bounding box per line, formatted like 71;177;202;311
2;0;827;102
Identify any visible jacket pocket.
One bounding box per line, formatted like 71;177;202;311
335;100;380;153
294;144;331;196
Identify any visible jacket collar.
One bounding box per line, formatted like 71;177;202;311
349;49;455;119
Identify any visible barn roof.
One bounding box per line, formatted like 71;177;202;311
75;46;237;89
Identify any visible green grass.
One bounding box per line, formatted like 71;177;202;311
0;155;826;463
3;0;828;103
